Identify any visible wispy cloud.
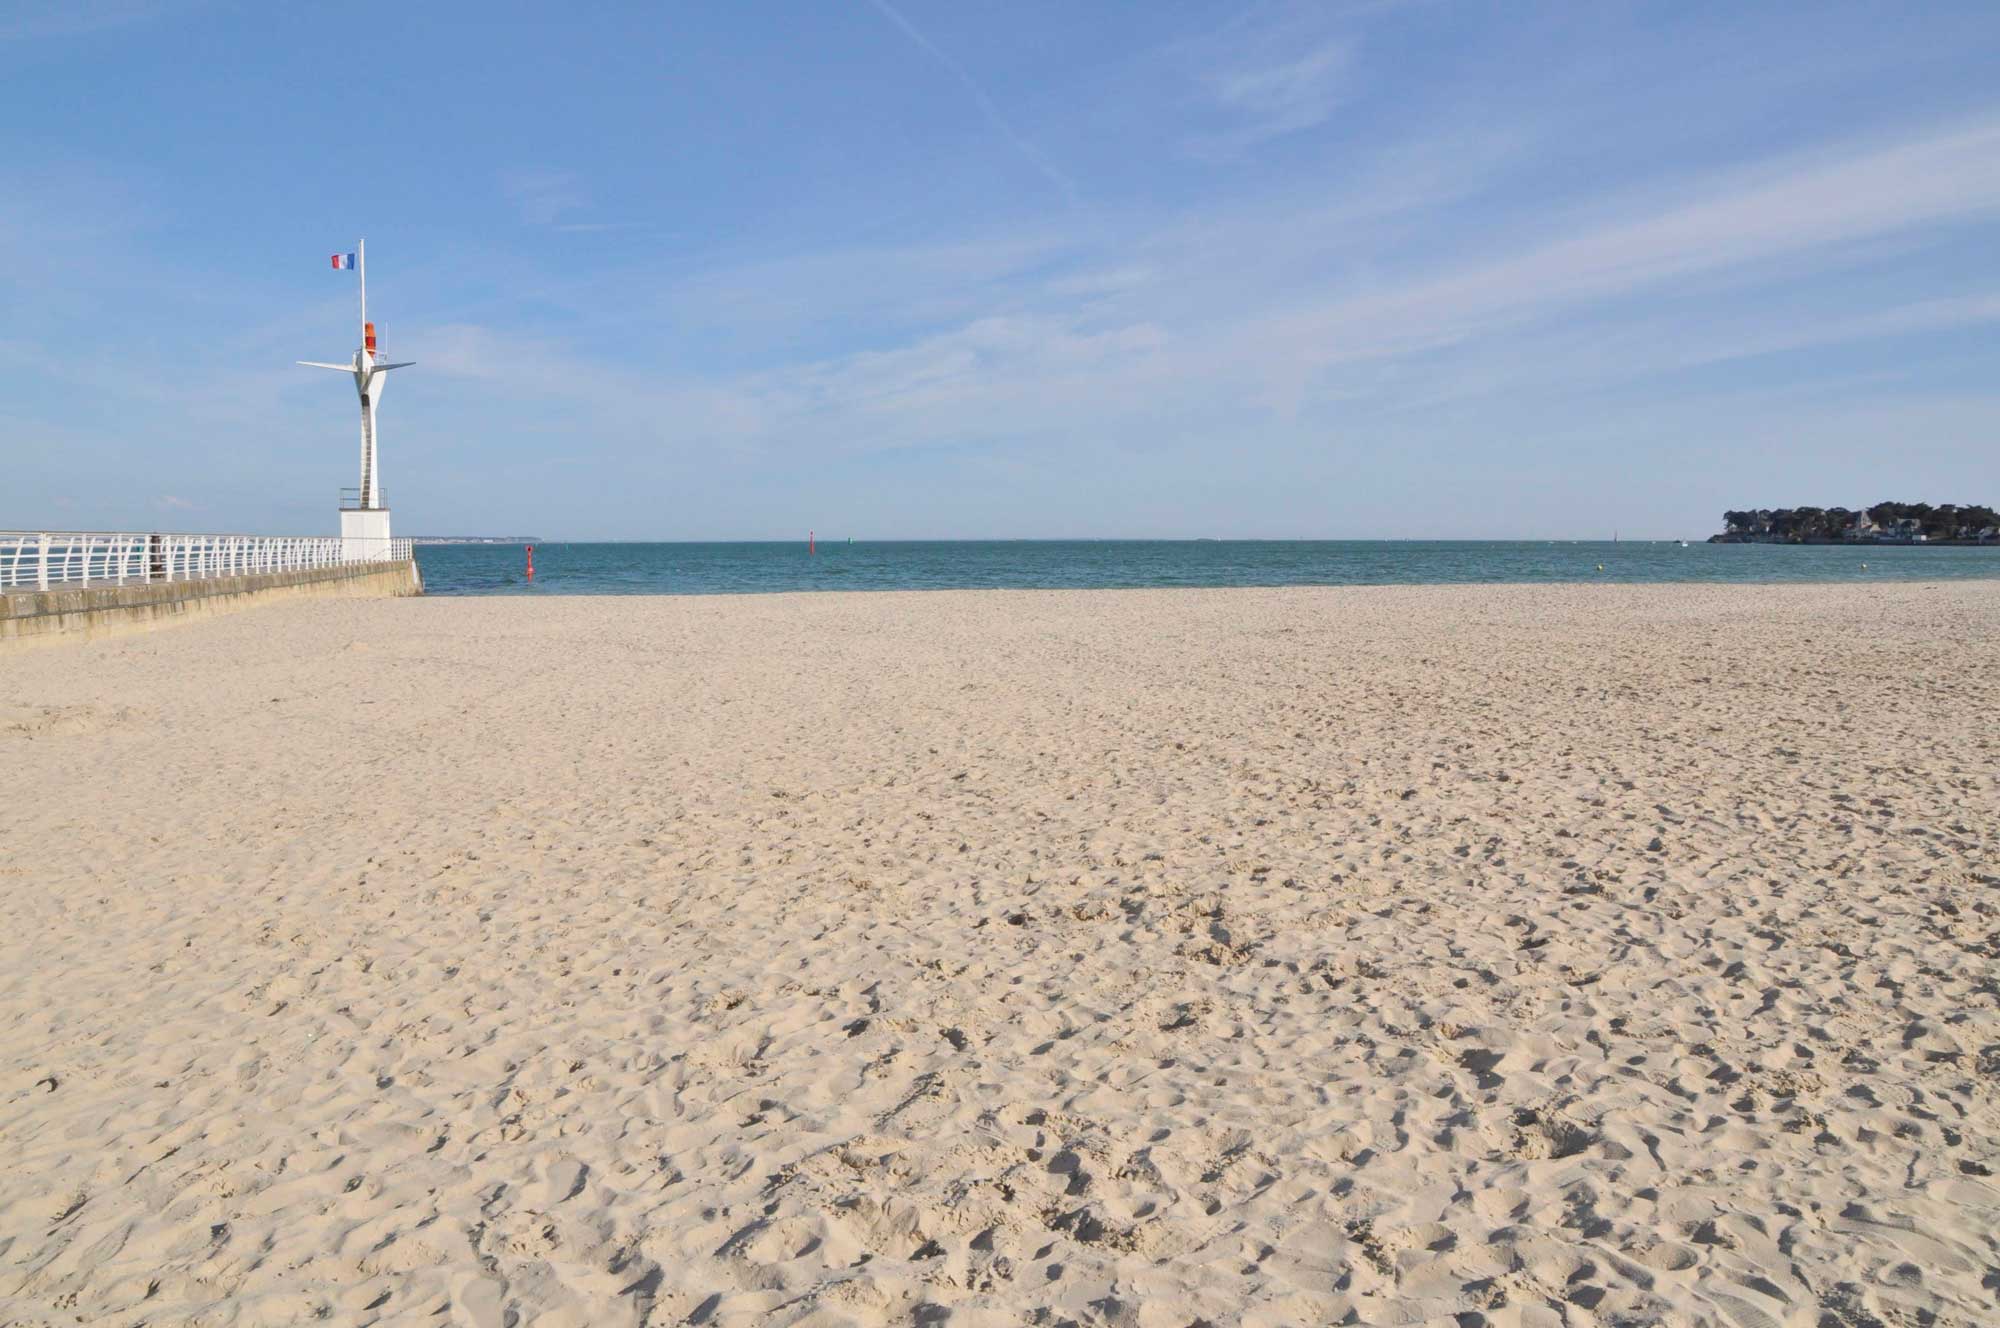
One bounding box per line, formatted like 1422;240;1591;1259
500;169;648;235
1257;116;2000;366
1193;41;1350;156
418;113;2000;468
862;0;1077;203
1166;2;1379;159
500;169;588;226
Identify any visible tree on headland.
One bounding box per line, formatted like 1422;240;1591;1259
1717;502;1998;542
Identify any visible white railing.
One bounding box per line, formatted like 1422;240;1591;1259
0;531;415;591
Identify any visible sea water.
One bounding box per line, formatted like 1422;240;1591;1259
412;540;2000;596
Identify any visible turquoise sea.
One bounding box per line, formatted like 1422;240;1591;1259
412;539;2000;597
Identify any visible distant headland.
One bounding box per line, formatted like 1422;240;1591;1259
408;536;540;545
1709;502;1998;545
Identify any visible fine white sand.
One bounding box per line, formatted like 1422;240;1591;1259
2;583;1996;1327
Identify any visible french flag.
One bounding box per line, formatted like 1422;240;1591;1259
331;252;356;270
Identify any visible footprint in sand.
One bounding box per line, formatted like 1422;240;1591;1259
537;1157;589;1206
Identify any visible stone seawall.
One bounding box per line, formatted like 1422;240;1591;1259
0;558;423;647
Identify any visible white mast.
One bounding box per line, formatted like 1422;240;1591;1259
299;238;413;557
356;238;378;512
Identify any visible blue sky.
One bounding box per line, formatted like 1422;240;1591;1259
4;1;1999;539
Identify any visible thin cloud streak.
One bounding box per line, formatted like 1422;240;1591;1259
863;0;1078;204
1264;116;2000;365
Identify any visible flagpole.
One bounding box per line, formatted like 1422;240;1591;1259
358;238;367;341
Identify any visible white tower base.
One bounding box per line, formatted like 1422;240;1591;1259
341;507;393;562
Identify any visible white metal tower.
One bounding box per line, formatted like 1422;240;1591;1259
299;239;413;560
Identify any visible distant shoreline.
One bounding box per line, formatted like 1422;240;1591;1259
1706;535;1998;547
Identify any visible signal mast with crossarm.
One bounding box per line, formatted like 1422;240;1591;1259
299;240;413;559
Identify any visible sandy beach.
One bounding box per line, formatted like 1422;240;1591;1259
2;582;1995;1327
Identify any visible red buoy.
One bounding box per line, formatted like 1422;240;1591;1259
809;530;815;556
525;544;535;581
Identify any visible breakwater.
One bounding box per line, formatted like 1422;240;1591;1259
2;558;422;647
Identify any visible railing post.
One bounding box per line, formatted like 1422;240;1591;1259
38;533;50;590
